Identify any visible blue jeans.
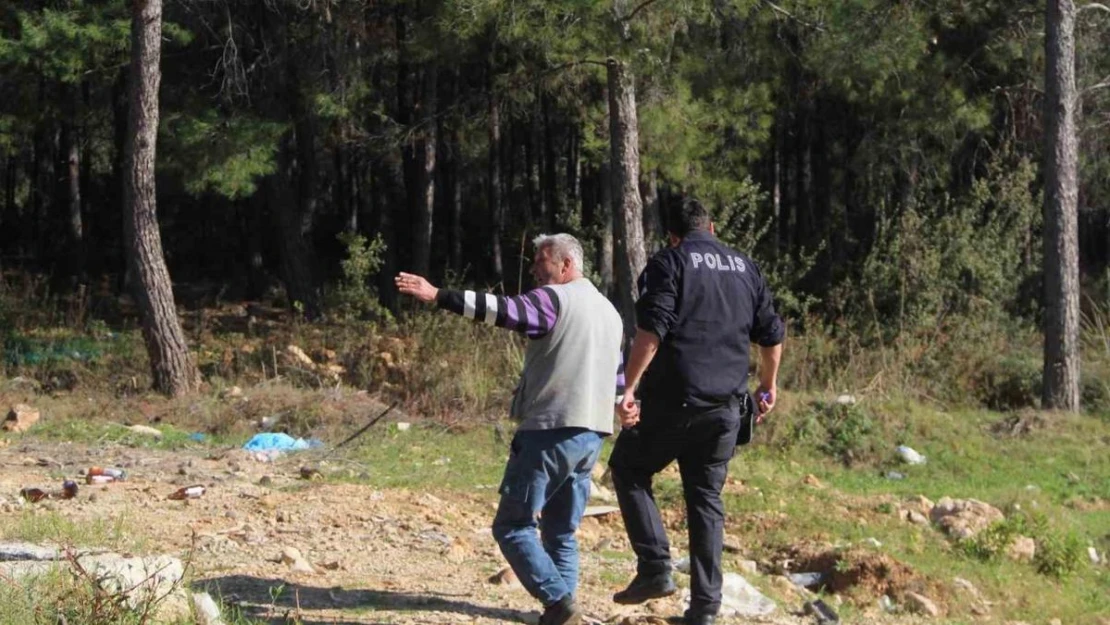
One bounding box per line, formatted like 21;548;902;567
492;427;604;606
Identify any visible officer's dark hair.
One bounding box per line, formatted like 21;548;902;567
666;197;712;236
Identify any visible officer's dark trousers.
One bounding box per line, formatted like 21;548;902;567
608;403;740;616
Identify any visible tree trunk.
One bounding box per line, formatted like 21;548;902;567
640;168;662;254
123;0;198;397
411;66;437;277
488;85;504;282
269;143;321;320
543;95;560;231
1042;0;1081;412
598;162;614;297
607;58;647;333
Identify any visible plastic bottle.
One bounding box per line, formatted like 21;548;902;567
88;467;127;480
86;474;116;485
20;487;48;503
168;485;206;500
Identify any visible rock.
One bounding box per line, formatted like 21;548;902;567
896;445;927;465
192;591;225;625
280;546;316;574
128;424;163;439
929;497;1004;539
835;394;857;405
1049;619;1062;625
904;510;929;525
395;422;411;432
590;481;616;503
722;536;743;554
1007;536;1036;561
285;345;314;367
1089;546;1101;565
737;560;759;575
802;474;823;488
583;505;619;518
488;566;520;587
219;386;243;399
2;550;188;620
3;404;41;433
717;572;776;617
258;476;273;487
904;592;940;617
906;494;935;515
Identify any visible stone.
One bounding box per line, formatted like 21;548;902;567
1089;546;1101;565
904;592;940;617
835;394;857;405
929;497;1004;539
128;424;164;439
802;474;823;488
718;572;776;617
904;510;929;525
280;546;316;574
488;566;520;587
737;560;759;575
1;550;188;620
1007;536;1036;561
285;345;314;367
582;505;619;518
219;386;243;399
192;591;225;625
3;404;40;433
590;481;616;503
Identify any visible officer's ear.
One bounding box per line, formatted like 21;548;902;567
667;232;681;248
709;222;716;236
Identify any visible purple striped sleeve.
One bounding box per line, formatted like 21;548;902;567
534;288;558;331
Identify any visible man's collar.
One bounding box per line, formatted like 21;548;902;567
679;229;715;242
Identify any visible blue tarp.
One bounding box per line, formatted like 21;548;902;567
242;432;323;452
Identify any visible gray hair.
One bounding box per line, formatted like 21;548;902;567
533;233;586;273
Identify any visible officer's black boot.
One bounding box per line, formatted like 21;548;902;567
666;609;717;625
612;571;677;604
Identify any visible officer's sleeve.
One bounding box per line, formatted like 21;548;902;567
635;254;679;341
750;264;785;346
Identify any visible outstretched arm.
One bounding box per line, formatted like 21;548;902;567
395;272;560;339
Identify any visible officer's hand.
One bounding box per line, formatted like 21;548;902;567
395;272;439;303
756;386;776;423
617;391;640;428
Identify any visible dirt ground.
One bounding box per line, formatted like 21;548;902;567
0;440;929;625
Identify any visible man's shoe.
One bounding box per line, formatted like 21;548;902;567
665;610;717;625
539;596;583;625
612;572;677;604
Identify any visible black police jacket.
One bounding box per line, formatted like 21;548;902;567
635;230;784;412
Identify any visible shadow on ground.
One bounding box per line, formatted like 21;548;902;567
193;574;535;625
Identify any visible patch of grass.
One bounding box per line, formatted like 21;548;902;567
337;421;510;490
0;510;147;554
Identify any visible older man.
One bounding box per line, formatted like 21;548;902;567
396;233;624;625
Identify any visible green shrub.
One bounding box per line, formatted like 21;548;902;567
1034;529;1087;579
976;356;1042;411
779;400;880;465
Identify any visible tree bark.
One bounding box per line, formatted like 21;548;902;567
598;162;615;297
411;66;437;277
607;58;647;332
123;0;199;397
640;168;662;254
488;83;504;282
1042;0;1081;411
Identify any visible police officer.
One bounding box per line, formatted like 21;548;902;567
608;198;785;625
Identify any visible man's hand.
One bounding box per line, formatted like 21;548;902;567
755;385;777;423
395;272;438;303
617;390;640;429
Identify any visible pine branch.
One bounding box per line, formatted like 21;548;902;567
763;0;826;32
623;0;663;23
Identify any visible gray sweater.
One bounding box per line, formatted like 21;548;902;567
510;278;623;434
